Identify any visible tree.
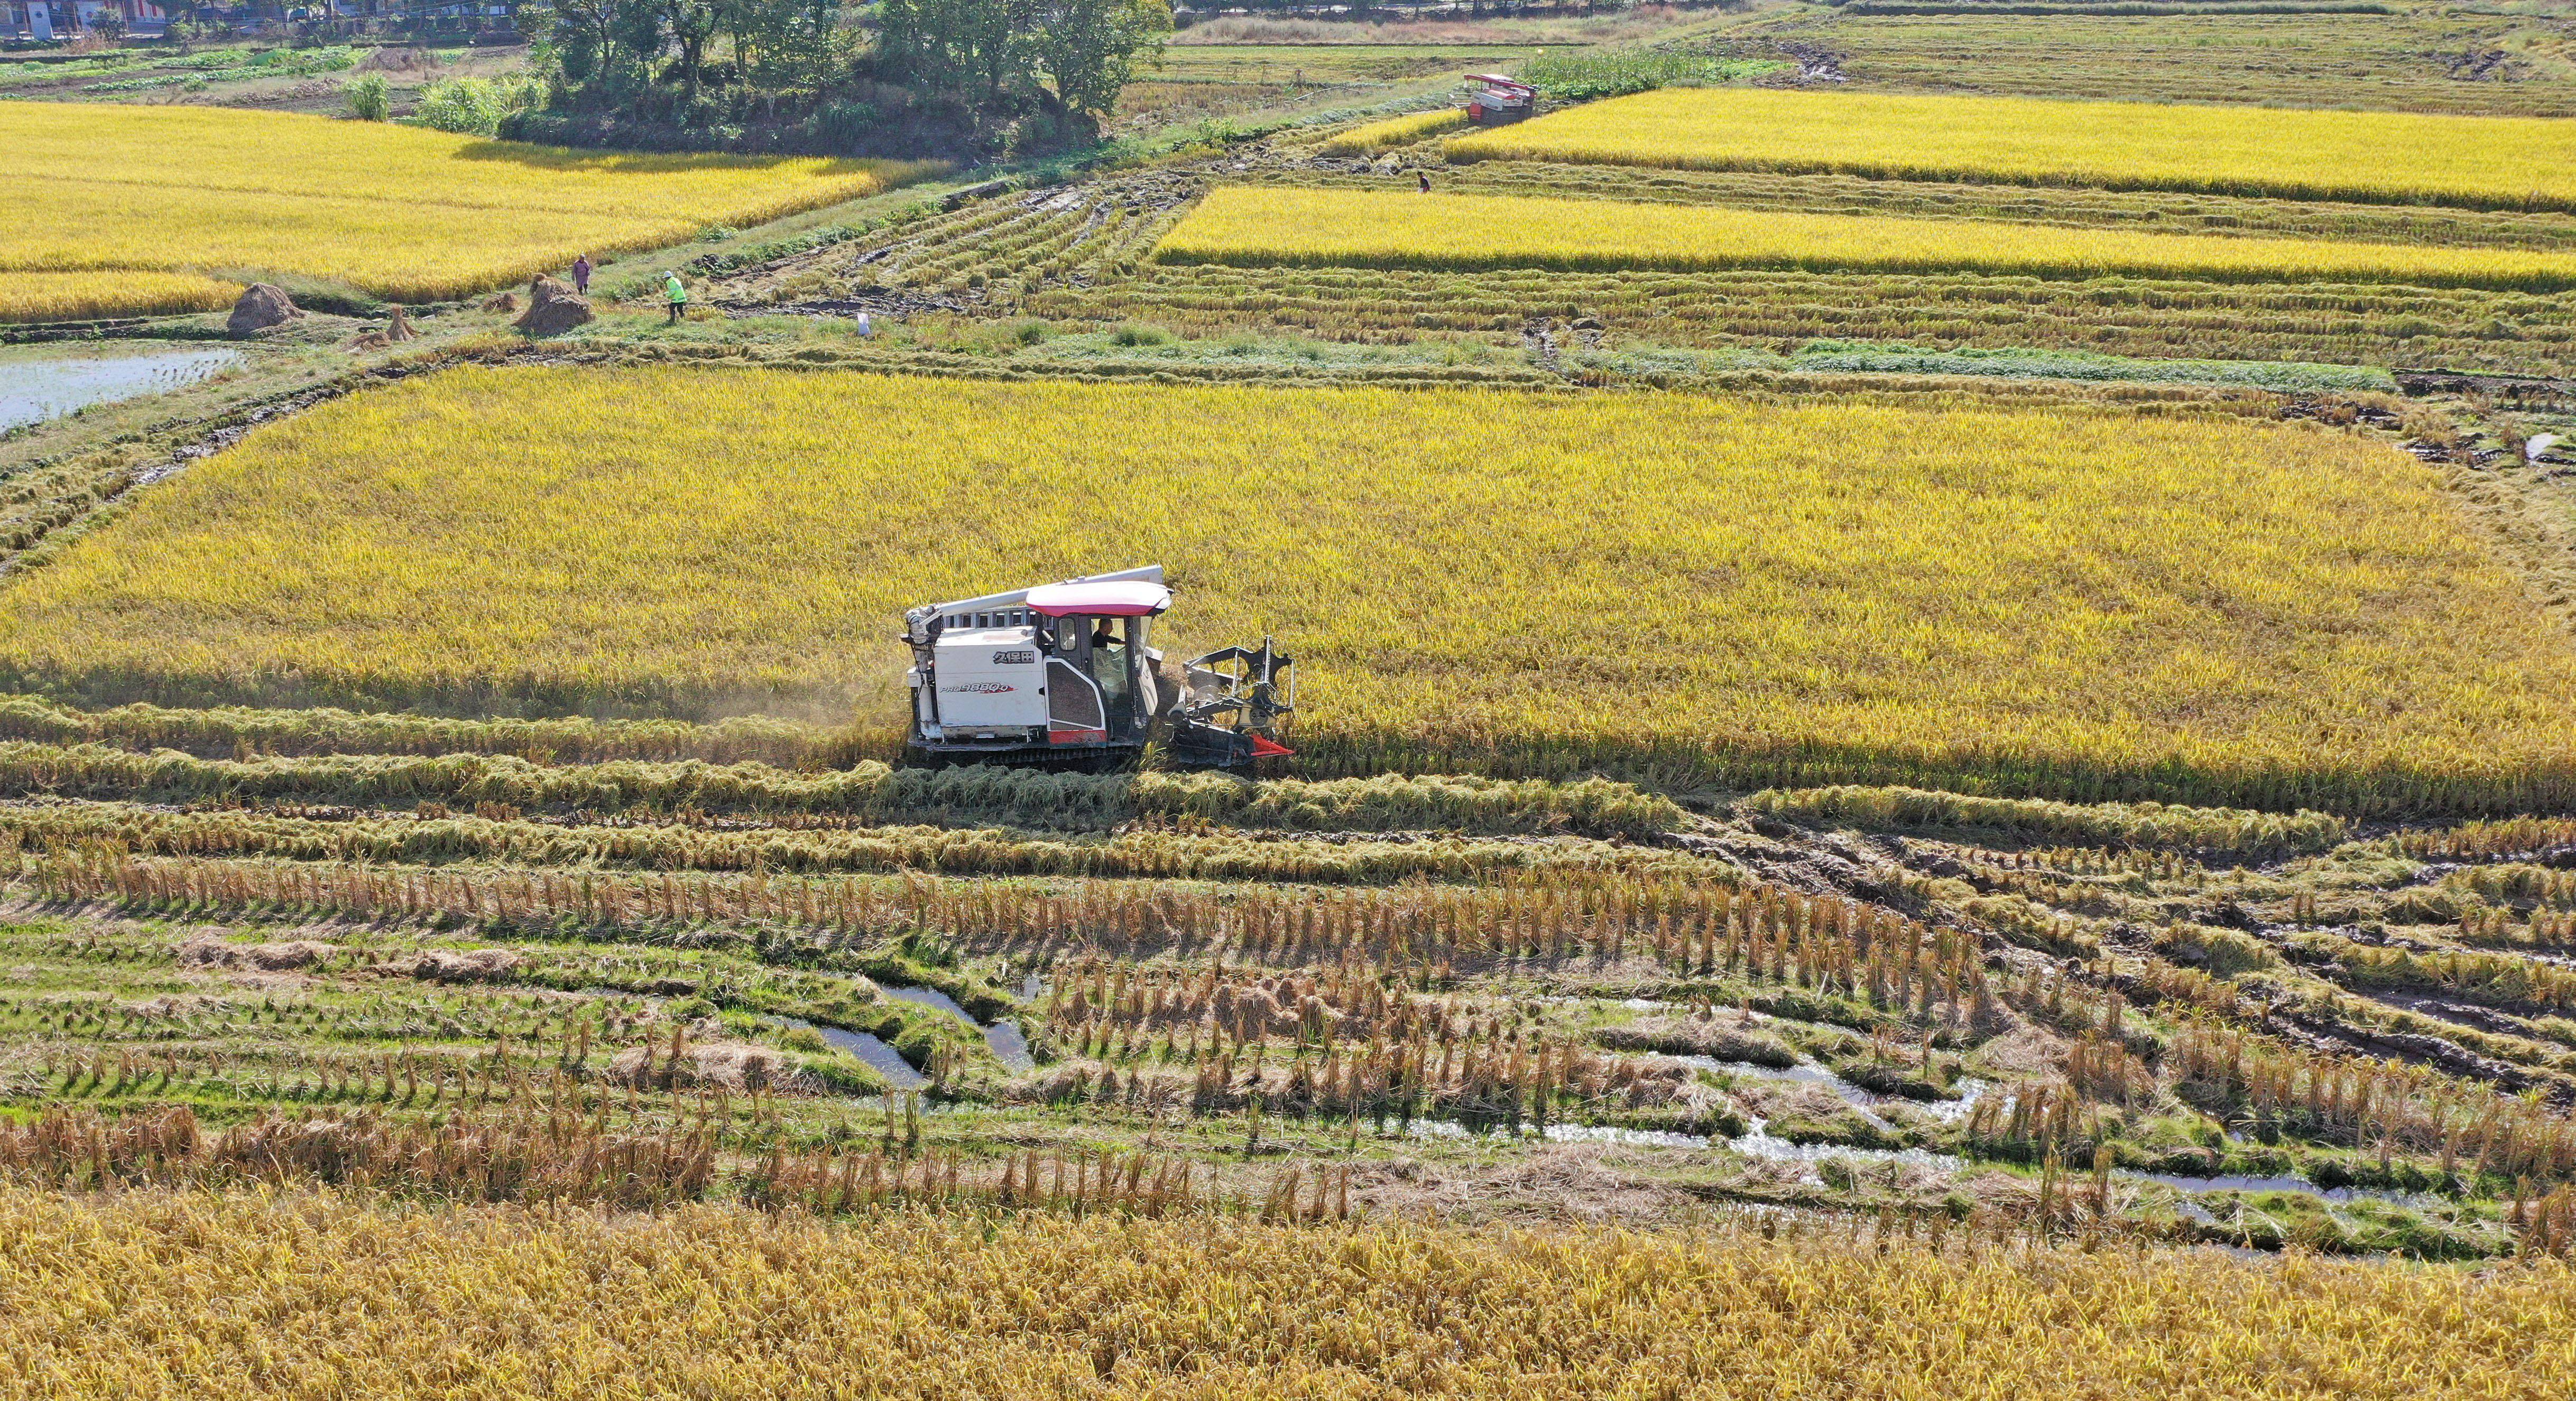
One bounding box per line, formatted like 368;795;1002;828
523;0;661;91
662;0;724;103
876;0;1029;107
517;0;1164;145
1029;0;1167;117
721;0;847;91
876;0;1166;116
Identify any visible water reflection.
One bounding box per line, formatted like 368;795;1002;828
2;345;240;432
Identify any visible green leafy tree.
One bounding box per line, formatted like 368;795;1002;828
876;0;1029;107
876;0;1164;116
722;0;847;90
662;0;724;103
1029;0;1167;117
518;0;1162;142
524;0;667;94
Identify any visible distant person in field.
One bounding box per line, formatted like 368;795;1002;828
571;255;592;295
1418;172;1431;194
664;271;687;326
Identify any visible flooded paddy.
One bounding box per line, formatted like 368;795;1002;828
0;342;240;432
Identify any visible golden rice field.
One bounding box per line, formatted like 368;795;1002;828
6;365;2575;808
1156;186;2576;289
1319;107;1469;155
0;104;940;307
1444;88;2576;211
4;1187;2572;1400
0;271;239;325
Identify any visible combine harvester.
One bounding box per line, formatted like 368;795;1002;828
1462;75;1536;125
900;566;1295;772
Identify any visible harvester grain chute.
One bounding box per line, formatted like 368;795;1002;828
900;565;1295;772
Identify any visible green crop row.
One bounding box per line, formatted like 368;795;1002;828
0;741;1683;839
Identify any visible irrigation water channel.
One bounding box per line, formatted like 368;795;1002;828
1416;1054;2432;1211
783;984;1036;1094
785;986;2429;1212
1410;1054;1978;1169
0;344;241;432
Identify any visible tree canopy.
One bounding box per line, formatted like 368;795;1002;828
878;0;1171;117
520;0;1168;150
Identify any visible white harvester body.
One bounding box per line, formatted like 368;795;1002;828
923;627;1051;731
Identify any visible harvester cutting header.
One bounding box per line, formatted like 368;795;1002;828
901;566;1294;772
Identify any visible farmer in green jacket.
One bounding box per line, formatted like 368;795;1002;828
664;272;688;326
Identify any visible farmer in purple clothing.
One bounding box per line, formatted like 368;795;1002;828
571;255;593;295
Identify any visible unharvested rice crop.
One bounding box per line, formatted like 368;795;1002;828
0;104;939;304
1319;107;1468;155
1155;187;2576;290
0;270;239;324
1443;88;2576;211
3;1186;2573;1399
7;365;2576;810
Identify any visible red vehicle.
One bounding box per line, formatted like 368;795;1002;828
1463;75;1536;125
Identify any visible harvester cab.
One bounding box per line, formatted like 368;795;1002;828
901;565;1295;772
1463;74;1536;125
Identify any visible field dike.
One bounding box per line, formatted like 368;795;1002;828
0;799;1697;885
1741;785;2351;856
0;744;1682;839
